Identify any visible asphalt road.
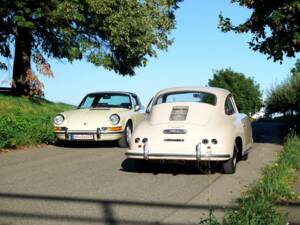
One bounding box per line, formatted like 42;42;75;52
0;141;282;225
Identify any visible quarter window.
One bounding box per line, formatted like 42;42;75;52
146;98;153;113
132;96;138;107
225;96;235;115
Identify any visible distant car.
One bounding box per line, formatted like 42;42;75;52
251;106;266;119
125;87;253;174
54;92;144;147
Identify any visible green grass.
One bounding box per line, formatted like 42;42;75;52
0;94;74;149
224;136;300;225
200;136;300;225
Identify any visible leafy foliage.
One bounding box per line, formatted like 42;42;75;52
219;1;300;62
266;59;300;115
0;0;181;95
0;94;74;149
208;68;262;115
1;0;181;74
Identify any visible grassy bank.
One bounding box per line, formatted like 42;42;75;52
0;94;74;149
223;136;300;225
201;136;300;225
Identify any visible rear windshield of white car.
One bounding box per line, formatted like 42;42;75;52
154;91;217;106
78;93;132;109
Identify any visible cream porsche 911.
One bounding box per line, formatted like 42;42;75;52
125;87;253;174
54;92;144;147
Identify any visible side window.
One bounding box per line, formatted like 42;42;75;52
132;96;138;107
225;96;235;115
132;95;143;111
79;96;95;109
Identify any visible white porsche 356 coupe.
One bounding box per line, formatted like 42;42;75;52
54;92;144;147
125;87;253;174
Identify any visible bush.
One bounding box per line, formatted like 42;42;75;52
0;94;73;149
266;59;300;115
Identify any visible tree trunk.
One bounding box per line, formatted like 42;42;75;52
12;27;33;96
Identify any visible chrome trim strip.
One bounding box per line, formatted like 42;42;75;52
164;139;184;142
163;129;187;134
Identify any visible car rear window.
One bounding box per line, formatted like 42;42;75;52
155;91;216;106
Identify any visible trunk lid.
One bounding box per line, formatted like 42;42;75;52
149;102;217;126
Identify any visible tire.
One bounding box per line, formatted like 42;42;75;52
118;122;132;148
241;153;248;161
222;145;238;174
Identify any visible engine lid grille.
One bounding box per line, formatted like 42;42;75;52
169;106;189;121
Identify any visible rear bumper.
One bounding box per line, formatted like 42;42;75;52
125;151;230;161
55;130;124;141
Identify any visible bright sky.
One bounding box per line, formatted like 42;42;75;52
1;0;299;106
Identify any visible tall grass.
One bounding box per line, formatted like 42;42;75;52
200;136;300;225
0;94;74;149
223;136;300;225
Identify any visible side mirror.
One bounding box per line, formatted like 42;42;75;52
134;105;140;111
135;105;145;112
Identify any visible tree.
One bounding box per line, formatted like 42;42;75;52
266;83;297;115
0;0;181;96
208;68;262;115
266;59;300;115
219;1;300;62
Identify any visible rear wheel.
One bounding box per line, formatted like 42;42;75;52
118;122;132;148
222;145;238;174
241;153;248;161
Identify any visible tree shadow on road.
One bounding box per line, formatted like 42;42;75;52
0;192;235;225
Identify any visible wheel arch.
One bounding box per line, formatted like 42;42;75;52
126;119;133;129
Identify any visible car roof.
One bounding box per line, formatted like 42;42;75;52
86;91;137;96
154;86;231;98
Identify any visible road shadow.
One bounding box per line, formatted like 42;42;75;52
0;192;235;225
121;159;222;175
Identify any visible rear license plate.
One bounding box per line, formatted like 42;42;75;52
72;134;94;140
